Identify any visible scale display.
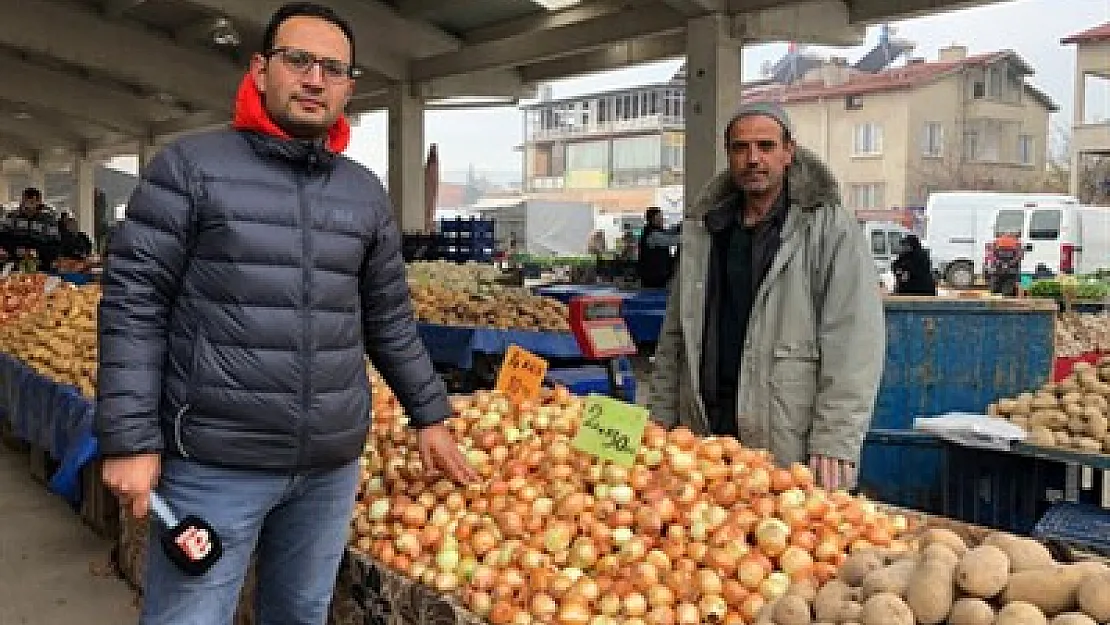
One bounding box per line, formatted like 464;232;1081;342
569;296;638;359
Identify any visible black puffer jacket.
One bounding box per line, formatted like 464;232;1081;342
95;129;449;470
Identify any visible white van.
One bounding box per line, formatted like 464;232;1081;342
923;191;1078;287
990;203;1110;275
862;221;912;273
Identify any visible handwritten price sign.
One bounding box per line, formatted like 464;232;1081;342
571;395;648;467
495;345;548;406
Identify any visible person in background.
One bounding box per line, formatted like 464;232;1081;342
617;225;638;262
58;214;94;261
637;206;680;289
10;188;46;266
891;234;937;296
649;102;884;491
1033;262;1055;281
587;229;608;257
989;229;1023;297
95;4;476;623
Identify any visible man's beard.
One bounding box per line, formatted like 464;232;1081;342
272;108;334;140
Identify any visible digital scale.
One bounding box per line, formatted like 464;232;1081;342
568;295;638;399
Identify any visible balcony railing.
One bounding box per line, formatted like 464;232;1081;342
527;116;684;141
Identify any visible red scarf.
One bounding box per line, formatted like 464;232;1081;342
230;74;351;154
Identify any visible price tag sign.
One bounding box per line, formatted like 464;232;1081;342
572;395;648;467
495;344;548;406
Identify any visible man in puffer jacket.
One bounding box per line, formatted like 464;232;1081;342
95;4;477;623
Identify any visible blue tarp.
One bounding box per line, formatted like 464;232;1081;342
0;353;97;507
418;324;583;369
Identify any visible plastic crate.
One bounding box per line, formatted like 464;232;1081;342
943;442;1064;535
857;429;946;513
1033;502;1110;556
546;361;636;403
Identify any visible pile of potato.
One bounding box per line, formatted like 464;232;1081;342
0;283;99;396
987;360;1110;453
406;261;503;290
410;283;570;332
765;528;1110;625
1056;313;1110;358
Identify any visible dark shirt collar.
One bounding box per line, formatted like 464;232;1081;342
705;183;789;234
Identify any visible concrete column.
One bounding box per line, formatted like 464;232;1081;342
139;141;159;170
684;14;743;216
387;83;426;233
74;157;95;235
28;167;46;194
0;173;9;205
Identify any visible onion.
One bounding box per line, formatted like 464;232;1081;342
624;592;648;617
599;592;622;615
778;546;814;578
753;518;789;557
696;569;723;596
699;595;728;623
758;571;790;601
675;603;699;625
468;590;493;616
647;584;675;608
646;606;675;625
531;593;557;620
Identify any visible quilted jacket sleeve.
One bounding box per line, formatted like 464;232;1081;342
360;187;450;428
95;144;195;456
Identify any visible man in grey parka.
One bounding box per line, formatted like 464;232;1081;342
649;102;884;491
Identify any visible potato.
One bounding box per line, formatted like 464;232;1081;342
861;557;918;599
1001;565;1090;616
1074;437;1102;453
1063;392;1086;407
789;578;819;602
1076;572;1110;621
1029;426;1057;446
1011;416;1031;430
921;528;968;555
1055;431;1073;447
998;398;1020;414
813;579;851;622
860;592;913;625
1086;413;1108;438
956;545;1010;597
772;594;812;625
904;558;956;624
983;534;1056;572
988;403;1001;417
1033;394;1061;410
840;551;883;586
837;601;863;622
922;543;959;568
995;601;1048;625
946;598;995;625
1050;614;1096;625
1083;394;1107;411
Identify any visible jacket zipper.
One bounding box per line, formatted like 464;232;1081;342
297;171;312;468
173;404;191;458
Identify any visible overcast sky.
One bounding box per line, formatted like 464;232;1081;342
345;0;1109;183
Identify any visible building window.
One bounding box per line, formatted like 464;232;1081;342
972;81;986;99
1018;134;1034;165
922;122;944;158
611;135;662;188
964;131;980;161
846;95;863;110
849;183;885;209
566;140;609;170
852;123;883;156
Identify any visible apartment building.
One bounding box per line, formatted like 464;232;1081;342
747;45;1057;217
1063;22;1110;204
520;43;1055;218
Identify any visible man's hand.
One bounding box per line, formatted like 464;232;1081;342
809;454;856;492
418;423;479;485
102;453;161;519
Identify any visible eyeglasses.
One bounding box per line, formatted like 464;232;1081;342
266;47;362;81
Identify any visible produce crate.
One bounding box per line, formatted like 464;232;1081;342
858;429;946;513
874;297;1056;430
1033;502;1110;557
943;442;1065;535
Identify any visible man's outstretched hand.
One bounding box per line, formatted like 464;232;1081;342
418;423;479;485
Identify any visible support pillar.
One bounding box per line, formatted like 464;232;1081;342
0;173;9;205
684;14;742;215
387;83;426;233
74;157;95;235
139;141;159;170
28;166;46;195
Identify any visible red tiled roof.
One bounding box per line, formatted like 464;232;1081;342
1062;22;1110;44
742;51;1011;105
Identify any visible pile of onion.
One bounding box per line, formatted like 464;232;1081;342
353;375;912;625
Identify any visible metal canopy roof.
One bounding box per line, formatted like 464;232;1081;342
0;0;1004;170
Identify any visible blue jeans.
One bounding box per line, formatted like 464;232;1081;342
140;457;360;625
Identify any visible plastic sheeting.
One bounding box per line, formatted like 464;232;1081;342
418;324;582;369
0;353;97;506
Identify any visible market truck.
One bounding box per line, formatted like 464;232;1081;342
991;202;1110;275
923;191;1078;287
